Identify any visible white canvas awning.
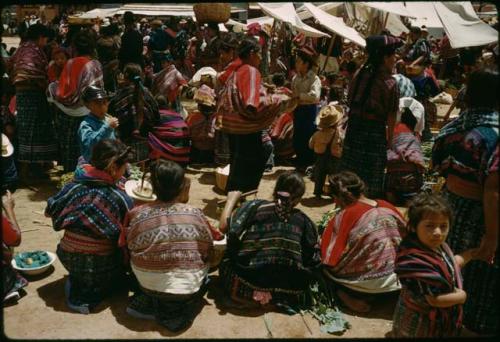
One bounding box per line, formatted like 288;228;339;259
302;3;365;47
247;16;274;27
360;2;416;18
434;2;498;48
297;2;344;20
257;2;330;38
116;4;245;17
77;7;120;19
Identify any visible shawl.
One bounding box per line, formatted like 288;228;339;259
395;235;463;336
436;108;498;139
321;200;403;267
45;164;133;240
10;40;48;85
151;65;187;103
108;84;160;140
387;123;425;167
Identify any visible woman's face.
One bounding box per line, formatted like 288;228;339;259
295;56;308;74
53;52;67;68
415;212;450;251
219;48;234;67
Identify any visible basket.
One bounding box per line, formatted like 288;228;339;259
68;16;94;26
193;3;231;24
444;87;459;99
215;165;230;191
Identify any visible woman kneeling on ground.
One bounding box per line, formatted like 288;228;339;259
321;171;405;313
218;171;321;310
45;139;134;314
121;159;222;332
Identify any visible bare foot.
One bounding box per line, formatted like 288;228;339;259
337;289;371;313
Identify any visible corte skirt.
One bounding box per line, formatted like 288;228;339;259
53;109;85;172
16;90;58;164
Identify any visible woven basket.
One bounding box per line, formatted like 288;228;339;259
193;3;231;24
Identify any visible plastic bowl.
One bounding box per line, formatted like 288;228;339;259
11;251;57;276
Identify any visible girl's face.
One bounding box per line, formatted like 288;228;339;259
248;50;262;68
54;52;67;68
384;53;397;73
108;162;128;181
415;212;450;251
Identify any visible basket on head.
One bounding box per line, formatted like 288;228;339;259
193;3;231;24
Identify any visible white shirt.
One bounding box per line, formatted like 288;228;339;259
291;69;321;105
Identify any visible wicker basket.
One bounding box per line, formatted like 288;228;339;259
215;165;230;191
68;16;94;26
193;3;231;24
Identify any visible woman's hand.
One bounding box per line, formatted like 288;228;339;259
2;190;15;210
474;234;497;264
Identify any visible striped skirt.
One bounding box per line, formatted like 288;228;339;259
442;189;499;335
16;90;58;164
53;109;85;172
339;116;387;198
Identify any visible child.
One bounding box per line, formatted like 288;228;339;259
186;85;216;164
391;193;477;337
77;86;119;165
308;104;343;198
48;47;68;83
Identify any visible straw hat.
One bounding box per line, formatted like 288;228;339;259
2;134;14;158
316;104;342;129
151;19;163;28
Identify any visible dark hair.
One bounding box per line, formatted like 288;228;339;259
90;139;133;171
220;33;238;52
207;22;219;33
123;63;146;127
406;192;453;235
401;107;418;132
123;11;135;25
346;61;358;75
238;37;261;59
272;73;286;87
26;23;50;41
329;171;365;205
72;29;96;56
295;49;315;70
465;68;499;109
150;159;185;202
273;171;305;203
155;95;168;109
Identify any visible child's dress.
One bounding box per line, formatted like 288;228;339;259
392;235;463;337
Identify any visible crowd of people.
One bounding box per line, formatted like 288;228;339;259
1;8;499;338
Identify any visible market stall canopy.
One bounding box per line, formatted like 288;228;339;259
247;16;274;27
297;2;344;20
77;7;120;19
257;2;330;38
360;2;416;18
115;3;245;17
406;2;443;29
302;3;365;47
434;2;498;49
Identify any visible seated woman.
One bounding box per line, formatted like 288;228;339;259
121;159;222;332
321;171;405;313
386;107;426;206
148;95;190;166
45;139;134;314
2;190;28;303
151;52;187;114
108;63;160;163
218;171;321;310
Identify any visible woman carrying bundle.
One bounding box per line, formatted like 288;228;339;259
108;63;160;163
218;171;321;310
45;139;134;314
151;52;187;114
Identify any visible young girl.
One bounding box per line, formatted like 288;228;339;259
392;192;477;337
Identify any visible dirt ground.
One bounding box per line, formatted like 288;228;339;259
3;33;460;338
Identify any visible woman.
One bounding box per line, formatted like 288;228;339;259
432;68;499;336
386;106;425;206
291;47;321;172
9;23;58;177
339;35;402;199
321;171;405;312
218;171;321;309
108;63;160;162
47;46;68;83
48;29;104;172
2;191;28;303
216;37;295;193
151;52;187;114
45;139;134;314
121;160;221;331
148;95;190;166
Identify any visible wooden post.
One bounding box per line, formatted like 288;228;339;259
321;33;336;74
383;12;389;31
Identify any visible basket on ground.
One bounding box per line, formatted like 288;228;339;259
193;3;231;24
